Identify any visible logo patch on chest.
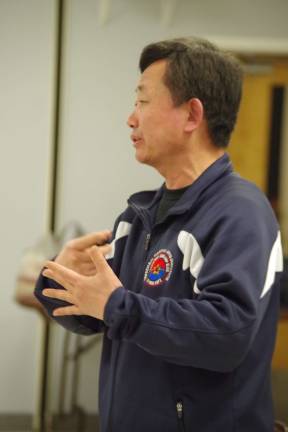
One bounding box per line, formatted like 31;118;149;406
144;249;174;286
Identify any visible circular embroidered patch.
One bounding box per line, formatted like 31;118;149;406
144;249;174;287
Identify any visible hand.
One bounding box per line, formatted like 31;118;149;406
55;230;112;277
42;245;122;320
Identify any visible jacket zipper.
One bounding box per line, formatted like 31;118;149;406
128;201;155;256
129;202;151;232
144;233;151;252
176;400;185;432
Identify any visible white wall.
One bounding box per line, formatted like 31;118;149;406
55;0;288;414
0;0;55;413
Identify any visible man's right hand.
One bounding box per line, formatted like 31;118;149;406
54;230;112;277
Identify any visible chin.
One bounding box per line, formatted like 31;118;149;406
135;149;148;165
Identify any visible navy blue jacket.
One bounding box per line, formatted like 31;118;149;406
35;154;283;432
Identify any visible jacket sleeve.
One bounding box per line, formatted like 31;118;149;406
34;214;123;335
34;273;104;334
103;200;283;371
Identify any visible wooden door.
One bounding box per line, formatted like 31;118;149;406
228;59;288;193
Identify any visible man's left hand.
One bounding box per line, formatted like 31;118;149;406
42;245;122;320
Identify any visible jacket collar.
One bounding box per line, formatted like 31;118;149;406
128;153;233;224
166;152;233;215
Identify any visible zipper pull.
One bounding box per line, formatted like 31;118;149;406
144;233;151;251
176;401;183;419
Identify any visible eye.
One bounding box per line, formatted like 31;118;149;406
134;100;148;108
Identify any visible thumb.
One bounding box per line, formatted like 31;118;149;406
89;245;108;271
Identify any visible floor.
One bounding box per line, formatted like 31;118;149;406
0;372;287;431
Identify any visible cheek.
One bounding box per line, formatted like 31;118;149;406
140;107;183;143
143;109;168;129
141;110;158;128
140;113;160;142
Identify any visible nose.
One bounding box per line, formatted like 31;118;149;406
127;110;138;129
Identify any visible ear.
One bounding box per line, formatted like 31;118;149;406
184;98;204;133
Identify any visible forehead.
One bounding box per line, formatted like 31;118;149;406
136;60;168;94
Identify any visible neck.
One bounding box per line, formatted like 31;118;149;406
161;147;225;190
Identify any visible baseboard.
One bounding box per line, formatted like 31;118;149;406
0;414;32;431
0;413;99;431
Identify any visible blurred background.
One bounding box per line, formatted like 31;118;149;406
1;0;288;431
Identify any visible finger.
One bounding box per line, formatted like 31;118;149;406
75;250;96;263
53;306;81;317
89;245;108;271
68;230;112;250
42;288;74;303
91;243;112;257
43;261;79;288
42;268;72;290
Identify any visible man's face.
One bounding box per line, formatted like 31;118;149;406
127;60;187;170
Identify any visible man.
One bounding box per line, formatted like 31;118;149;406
35;38;283;431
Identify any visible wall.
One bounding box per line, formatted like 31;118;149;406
0;0;55;414
56;0;288;234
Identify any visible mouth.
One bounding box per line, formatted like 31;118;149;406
131;135;143;147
